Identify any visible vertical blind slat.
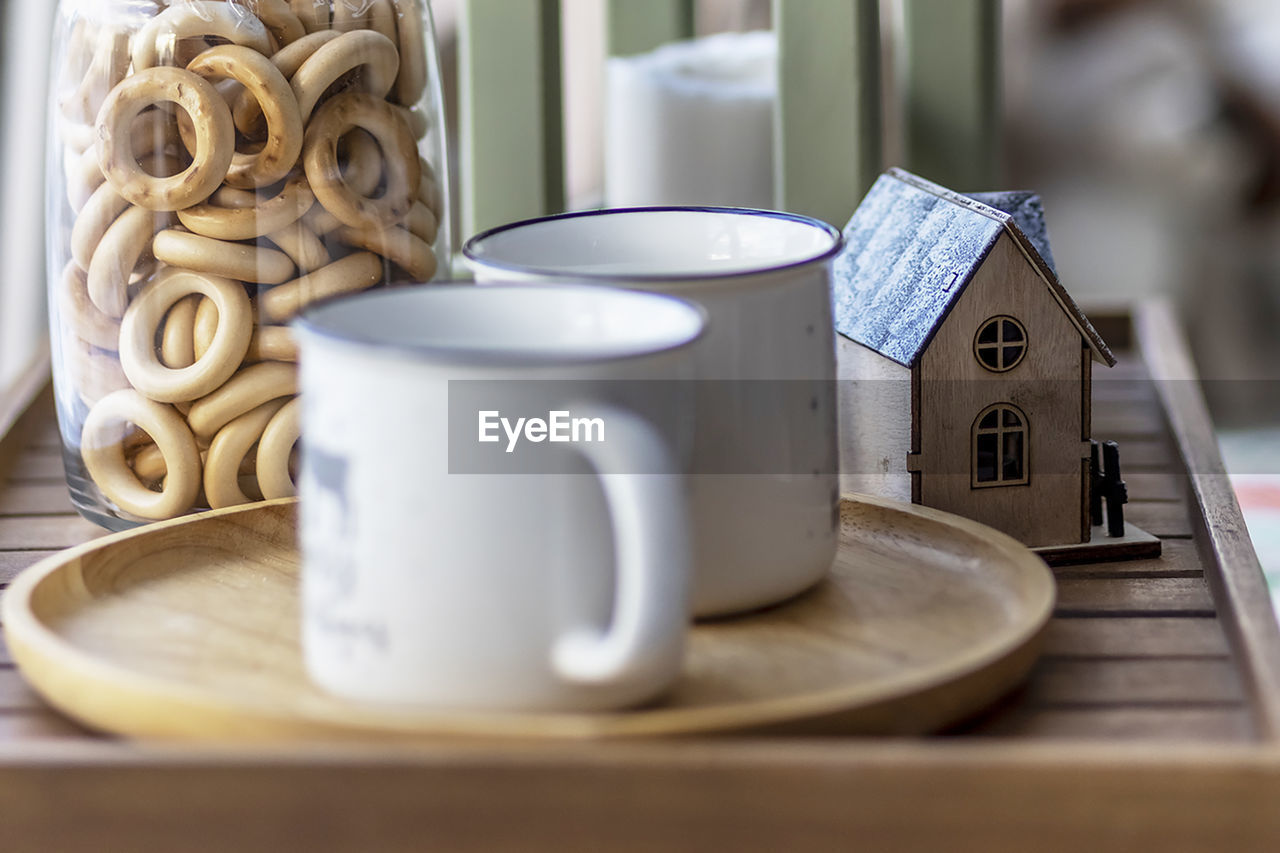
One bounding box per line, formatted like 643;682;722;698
459;0;565;239
773;0;881;228
606;0;696;57
901;0;1002;191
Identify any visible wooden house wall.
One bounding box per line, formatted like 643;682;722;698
916;232;1088;547
836;338;912;502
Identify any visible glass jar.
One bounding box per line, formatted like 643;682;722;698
46;0;451;530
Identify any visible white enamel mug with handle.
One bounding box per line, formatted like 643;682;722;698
465;207;843;617
294;285;705;711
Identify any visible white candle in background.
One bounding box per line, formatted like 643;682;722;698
605;31;777;210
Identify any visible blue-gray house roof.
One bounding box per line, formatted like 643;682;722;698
833;168;1114;368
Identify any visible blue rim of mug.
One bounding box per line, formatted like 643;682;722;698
462;206;845;282
292;284;710;367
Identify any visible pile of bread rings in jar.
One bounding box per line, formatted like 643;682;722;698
55;0;442;522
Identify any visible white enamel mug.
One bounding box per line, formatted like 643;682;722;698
294;285;705;711
465;207;843;617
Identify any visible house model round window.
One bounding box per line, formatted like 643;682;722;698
974;316;1028;372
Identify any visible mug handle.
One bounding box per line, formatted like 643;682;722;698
551;403;691;687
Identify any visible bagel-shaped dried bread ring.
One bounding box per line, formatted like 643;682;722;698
59;263;122;353
204;398;288;509
257;396;301;499
153;229;296;284
65;30;130;127
260;251;383;322
331;0;367;33
65;144;106;212
66;338;130;408
119;268;254;403
71;182;129;270
161;294;201;369
267;220;330;274
337;225;437;282
303;93;420;229
233;30;340;137
301;205;343;236
96;67;235;211
405;200;439;243
395;105;429;140
242;0;307;47
87;205;174;318
60;117;96;157
81;389;202;520
131;1;272;70
290;0;331;33
290;30;400;123
187;361;298;440
129;441;168;485
339;129;384;196
392;0;428;106
187;45;305;189
177;173;316;240
129;108;185;157
193;295;220;362
367;0;398;43
246;325;299;363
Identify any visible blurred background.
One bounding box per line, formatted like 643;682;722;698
3;0;1279;595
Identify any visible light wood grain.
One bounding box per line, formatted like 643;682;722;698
0;710;91;739
0;483;75;516
7;452;64;483
0;517;103;550
0;669;47;712
917;233;1090;546
0;553;63;587
1;496;1054;741
836;338;912;501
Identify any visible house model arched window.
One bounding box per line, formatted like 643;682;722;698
973;404;1029;488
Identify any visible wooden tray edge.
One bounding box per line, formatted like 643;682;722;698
1134;299;1280;742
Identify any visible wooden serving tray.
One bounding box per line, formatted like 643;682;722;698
1;495;1053;741
4;303;1280;851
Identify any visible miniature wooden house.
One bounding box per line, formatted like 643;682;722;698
834;169;1117;548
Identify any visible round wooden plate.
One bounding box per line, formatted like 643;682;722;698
2;495;1054;740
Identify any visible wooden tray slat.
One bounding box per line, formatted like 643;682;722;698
1024;659;1245;706
0;483;75;517
1042;617;1230;658
966;706;1254;740
0;517;104;551
1054;577;1214;616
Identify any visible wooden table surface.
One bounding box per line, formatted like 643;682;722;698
2;301;1280;851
